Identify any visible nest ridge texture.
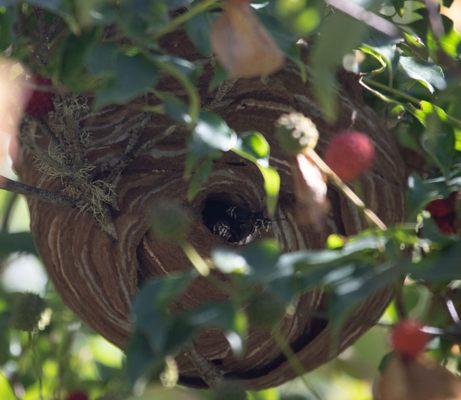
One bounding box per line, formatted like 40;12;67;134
16;34;407;389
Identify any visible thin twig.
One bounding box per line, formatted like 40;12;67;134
272;328;323;400
181;242;211;276
306;149;387;231
152;0;220;40
326;0;400;38
361;78;461;128
0;176;74;207
185;343;223;388
424;0;445;38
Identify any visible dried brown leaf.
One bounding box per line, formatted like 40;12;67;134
292;154;329;228
210;0;284;78
375;355;461;400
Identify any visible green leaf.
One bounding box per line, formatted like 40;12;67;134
232;132;280;215
185;111;236;179
399;56;447;93
249;389;280;400
132;273;192;353
58;28;99;90
238;131;270;162
126;333;161;386
160;94;191;124
190;111;237;154
154;55;199;81
26;0;65;12
408;242;461;282
240;240;281;280
0;232;36;258
185;12;214;56
327;261;400;328
310;12;368;121
94;53;159;108
0;372;15;400
259;166;280;216
85;42;118;76
0;6;14;51
212;248;250;275
187;157;213;201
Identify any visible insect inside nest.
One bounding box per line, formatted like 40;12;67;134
201;198;273;245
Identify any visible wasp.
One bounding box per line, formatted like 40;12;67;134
202;200;272;245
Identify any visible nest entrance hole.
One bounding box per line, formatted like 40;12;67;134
201;193;267;245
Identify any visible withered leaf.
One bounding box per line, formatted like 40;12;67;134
375;355;461;400
292;154;329;228
210;0;284;78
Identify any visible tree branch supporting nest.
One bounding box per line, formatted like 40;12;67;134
0;176;75;207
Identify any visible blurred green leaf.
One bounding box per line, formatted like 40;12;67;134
94;53;159;108
311;12;368;121
185;11;214;56
0;373;14;400
0;232;36;258
233;132;280;215
0;6;14;51
57;28;99;90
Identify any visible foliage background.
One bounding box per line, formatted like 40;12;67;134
0;0;460;399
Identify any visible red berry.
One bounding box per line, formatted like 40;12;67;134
25;75;54;117
324;130;375;182
434;214;456;234
426;194;456;218
391;319;430;360
66;391;89;400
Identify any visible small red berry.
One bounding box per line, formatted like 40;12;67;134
66;391;89;400
434;214;456;234
25;75;54;118
391;319;430;360
324;130;375;182
426;194;457;218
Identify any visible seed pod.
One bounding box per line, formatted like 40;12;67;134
9;292;46;332
275;113;319;155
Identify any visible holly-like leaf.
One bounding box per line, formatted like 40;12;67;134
93;53;159;108
399;57;447;93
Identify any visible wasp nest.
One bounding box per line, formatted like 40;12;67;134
15;33;406;389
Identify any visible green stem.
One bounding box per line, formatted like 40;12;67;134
152;59;201;124
272;328;323;400
181;242;211;276
363;78;461;127
363;78;423;105
152;0;221;41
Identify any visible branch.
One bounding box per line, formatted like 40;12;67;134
326;0;400;38
306;149;387;231
0;176;75;207
424;0;445;38
185;343;223;388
